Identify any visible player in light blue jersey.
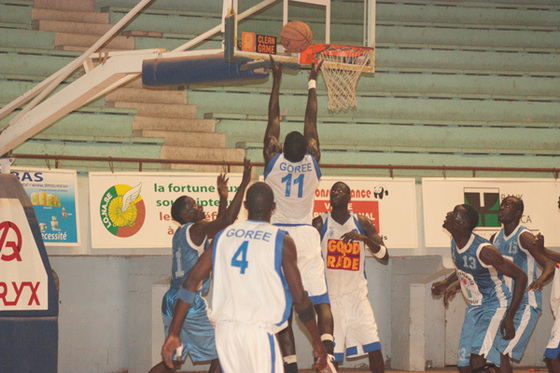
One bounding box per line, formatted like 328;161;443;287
160;182;331;372
264;56;336;373
435;204;527;373
150;159;252;373
490;196;554;371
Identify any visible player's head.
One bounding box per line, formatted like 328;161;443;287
443;204;479;234
171;195;205;224
245;182;275;221
461;204;480;232
330;182;351;209
283;131;307;163
498;196;524;225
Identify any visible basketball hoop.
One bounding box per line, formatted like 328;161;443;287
301;44;374;112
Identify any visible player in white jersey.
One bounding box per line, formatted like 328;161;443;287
533;196;560;373
490;196;555;371
150;160;252;373
263;56;335;373
313;182;388;373
434;204;527;373
160;182;331;373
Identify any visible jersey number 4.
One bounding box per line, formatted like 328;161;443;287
231;241;249;274
281;173;304;198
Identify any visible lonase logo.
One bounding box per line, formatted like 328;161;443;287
100;183;145;237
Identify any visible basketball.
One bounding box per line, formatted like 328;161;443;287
280;21;313;53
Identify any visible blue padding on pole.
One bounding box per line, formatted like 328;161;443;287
142;54;269;87
0;317;58;373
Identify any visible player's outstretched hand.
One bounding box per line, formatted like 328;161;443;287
269;55;282;81
431;280;448;296
340;231;365;243
312;340;329;372
443;282;460;308
500;315;516;340
217;173;229;200
534;233;545;254
309;59;323;81
161;335;182;369
240;158;252;187
527;277;546;292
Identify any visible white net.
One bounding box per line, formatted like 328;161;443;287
317;46;372;112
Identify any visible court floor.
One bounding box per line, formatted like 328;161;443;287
299;369;543;373
181;368;544;372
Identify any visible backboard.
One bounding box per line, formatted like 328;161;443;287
222;0;375;72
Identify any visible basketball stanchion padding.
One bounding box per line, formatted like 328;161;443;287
0;174;59;373
142;54;269;87
280;21;313;53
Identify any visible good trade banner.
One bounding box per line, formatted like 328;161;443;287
89;172;242;249
11;168;80;246
422;178;560;248
314;177;418;249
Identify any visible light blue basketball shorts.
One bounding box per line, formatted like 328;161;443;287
503;302;541;361
457;304;508;367
162;289;218;363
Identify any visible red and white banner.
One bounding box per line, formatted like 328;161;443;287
422;178;560;248
0;199;48;310
314;177;418;249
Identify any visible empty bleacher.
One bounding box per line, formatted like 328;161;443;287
1;0;558;177
0;0;237;173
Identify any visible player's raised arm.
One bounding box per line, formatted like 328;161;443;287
304;60;322;163
216;173;229;218
281;233;328;369
264;56;283;167
479;245;527;340
161;248;214;368
190;159;252;242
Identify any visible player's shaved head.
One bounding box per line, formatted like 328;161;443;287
283;131;307;162
171;195;194;223
505;196;524;215
460;204;480;232
245;182;275;219
331;181;351;195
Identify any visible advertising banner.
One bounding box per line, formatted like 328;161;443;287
314;177;418;249
0;198;48;310
11;168;80;246
89;172;242;249
422;178;560;247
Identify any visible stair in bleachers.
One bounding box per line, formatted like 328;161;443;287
0;1;33;27
34;0;94;13
32;7;109;24
103;77;242;172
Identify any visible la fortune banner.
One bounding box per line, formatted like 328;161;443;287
422;178;560;248
89;172;243;249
